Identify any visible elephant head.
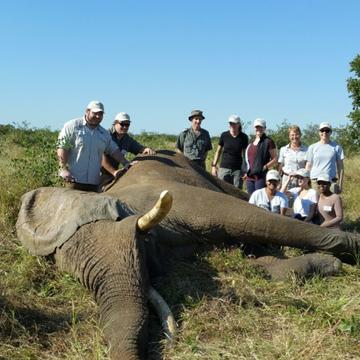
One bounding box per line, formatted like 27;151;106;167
16;150;360;359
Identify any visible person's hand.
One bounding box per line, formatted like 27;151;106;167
143;148;156;155
59;168;74;182
211;166;217;177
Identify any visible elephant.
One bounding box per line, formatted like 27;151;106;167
16;150;360;359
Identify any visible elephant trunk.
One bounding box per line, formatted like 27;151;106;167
54;217;150;360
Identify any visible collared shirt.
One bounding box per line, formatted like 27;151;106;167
176;128;212;161
278;143;308;174
57;117;118;185
306;141;345;180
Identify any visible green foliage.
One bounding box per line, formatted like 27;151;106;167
338;54;360;154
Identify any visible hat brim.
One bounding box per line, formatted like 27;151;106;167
189;116;205;120
267;177;280;181
91;109;104;113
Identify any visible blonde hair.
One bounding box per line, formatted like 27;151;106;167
288;125;302;136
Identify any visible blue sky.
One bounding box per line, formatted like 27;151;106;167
1;0;359;136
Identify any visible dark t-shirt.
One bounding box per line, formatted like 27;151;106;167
101;132;144;176
219;131;249;170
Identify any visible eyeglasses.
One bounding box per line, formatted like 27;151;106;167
119;122;130;128
319;128;331;133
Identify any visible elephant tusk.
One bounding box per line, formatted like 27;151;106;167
148;286;177;342
137;190;173;232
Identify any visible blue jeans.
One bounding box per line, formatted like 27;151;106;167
246;177;266;195
218;168;243;189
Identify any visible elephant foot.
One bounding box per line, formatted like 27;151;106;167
248;253;342;281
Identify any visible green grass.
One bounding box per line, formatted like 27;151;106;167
1;124;360;359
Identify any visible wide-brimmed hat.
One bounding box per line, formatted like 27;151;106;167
87;100;105;113
317;174;331;183
188;110;205;120
266;169;280;182
114;112;131;123
228;114;241;124
295;168;310;178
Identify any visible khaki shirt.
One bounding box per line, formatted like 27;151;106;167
176;128;212;161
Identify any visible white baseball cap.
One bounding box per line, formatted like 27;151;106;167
254;118;266;128
228;114;241;124
87;100;105;113
266;169;280;182
319;122;332;131
114;112;131;123
317;174;332;183
295;168;310;178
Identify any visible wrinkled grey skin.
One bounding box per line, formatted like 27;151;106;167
17;150;359;359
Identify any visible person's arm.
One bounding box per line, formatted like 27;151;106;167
280;175;292;194
305;203;317;222
263;143;278;170
175;132;185;153
101;154;119;177
337;159;344;193
280;195;289;216
320;196;343;228
111;148;129;166
57;148;74;182
211;145;223;176
305;161;312;172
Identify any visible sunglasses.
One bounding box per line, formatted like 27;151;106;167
317;181;330;185
319;128;331;133
119;122;130;128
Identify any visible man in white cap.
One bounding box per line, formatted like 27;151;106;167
211;114;249;189
176;110;212;170
249;169;288;215
101;112;155;183
57;101;128;192
305;122;344;193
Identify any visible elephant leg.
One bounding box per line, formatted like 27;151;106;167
249;253;342;281
54;217;149;360
159;186;360;263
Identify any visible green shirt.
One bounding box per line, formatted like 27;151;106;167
176;128;212;161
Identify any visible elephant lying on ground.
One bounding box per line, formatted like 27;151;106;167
16;150;359;359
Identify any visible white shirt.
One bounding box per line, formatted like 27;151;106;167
278;143;308;175
249;188;288;214
58;117;118;185
306;141;344;180
288;187;318;218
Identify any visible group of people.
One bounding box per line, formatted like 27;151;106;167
57;101;345;229
173;109;345;229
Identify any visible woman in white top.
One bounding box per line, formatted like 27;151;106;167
278;125;308;189
280;168;318;222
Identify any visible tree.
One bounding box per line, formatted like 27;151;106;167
345;54;360;150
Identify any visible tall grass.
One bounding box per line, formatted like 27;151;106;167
1;125;360;359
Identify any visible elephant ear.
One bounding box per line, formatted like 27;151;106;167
16;187;133;256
